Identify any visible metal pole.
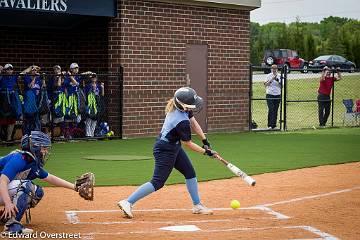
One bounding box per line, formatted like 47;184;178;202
249;64;253;131
279;66;283;130
331;68;335;127
283;65;287;131
119;66;123;139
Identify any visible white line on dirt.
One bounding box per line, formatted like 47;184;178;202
285;226;339;240
260;186;360;207
256;206;290;219
65;206;260;214
81;225;335;238
70;217;276;225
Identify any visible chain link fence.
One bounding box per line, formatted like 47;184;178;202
250;66;360;131
0;72;122;145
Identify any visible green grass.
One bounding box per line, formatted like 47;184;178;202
252;74;360;129
1;128;359;187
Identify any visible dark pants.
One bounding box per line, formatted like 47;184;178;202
23;113;41;135
266;94;281;128
151;139;196;191
318;94;331;126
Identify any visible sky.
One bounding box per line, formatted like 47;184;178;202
250;0;360;25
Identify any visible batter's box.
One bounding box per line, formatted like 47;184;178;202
66;207;338;239
65;206;286;226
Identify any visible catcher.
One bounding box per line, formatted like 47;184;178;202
0;131;94;235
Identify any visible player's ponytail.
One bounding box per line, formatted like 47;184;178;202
165;98;175;114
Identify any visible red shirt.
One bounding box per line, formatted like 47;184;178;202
318;76;335;95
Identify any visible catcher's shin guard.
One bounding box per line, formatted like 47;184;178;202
10;181;44;223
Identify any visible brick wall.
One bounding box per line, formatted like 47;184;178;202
109;0;250;138
0;1;251;139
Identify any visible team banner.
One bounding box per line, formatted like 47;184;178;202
0;0;116;17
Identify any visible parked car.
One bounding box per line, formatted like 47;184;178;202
261;49;309;74
309;55;356;73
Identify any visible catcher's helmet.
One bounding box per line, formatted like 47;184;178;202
174;87;203;113
21;131;51;167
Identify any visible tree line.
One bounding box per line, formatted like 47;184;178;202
250;16;360;67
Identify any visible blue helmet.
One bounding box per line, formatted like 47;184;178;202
21;131;51;167
174;87;203;113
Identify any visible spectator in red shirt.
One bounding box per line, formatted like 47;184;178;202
317;66;341;127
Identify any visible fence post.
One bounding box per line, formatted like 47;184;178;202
119;66;123;139
249;64;253;131
283;65;288;131
331;69;335;127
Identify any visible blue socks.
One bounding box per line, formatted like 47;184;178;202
127;182;155;205
186;177;200;205
127;178;200;206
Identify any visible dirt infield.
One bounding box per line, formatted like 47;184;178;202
18;162;360;240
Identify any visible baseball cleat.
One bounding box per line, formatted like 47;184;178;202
117;200;133;218
192;203;213;215
2;223;33;236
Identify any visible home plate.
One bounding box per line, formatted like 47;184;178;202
159;225;201;232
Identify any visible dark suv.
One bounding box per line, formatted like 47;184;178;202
262;49;308;73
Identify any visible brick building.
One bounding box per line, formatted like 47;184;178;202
0;0;260;138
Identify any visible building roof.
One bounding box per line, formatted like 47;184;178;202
149;0;261;10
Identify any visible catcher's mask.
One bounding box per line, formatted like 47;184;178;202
21;131;51;167
174;87;203;114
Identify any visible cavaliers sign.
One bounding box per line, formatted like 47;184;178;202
0;0;116;17
0;0;67;12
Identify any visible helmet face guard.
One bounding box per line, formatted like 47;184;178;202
21;131;51;167
174;87;204;114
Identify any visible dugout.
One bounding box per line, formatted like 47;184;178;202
0;0;260;139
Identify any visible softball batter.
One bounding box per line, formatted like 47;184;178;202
118;87;217;218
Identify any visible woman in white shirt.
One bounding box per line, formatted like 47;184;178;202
264;64;281;129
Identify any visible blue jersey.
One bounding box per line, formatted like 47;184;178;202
159;109;193;143
24;76;42;96
0;75;18;91
0;151;48;181
85;83;101;96
64;75;82;95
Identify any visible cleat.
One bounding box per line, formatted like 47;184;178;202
192;203;213;215
117;200;133;218
2;223;33;236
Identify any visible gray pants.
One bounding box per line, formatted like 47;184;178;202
85;118;97;137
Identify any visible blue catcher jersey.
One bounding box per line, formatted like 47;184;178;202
0;151;48;181
159;109;193;143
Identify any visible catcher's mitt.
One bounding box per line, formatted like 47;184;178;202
75;172;95;201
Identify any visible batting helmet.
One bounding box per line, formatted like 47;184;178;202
21;131;51;167
174;87;203;113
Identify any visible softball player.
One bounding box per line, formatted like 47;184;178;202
118;87;217;218
0;131;80;235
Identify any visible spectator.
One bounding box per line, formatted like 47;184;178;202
63;63;91;138
49;65;66;138
0;64;21;142
22;65;42;135
84;73;104;137
264;64;281;129
63;63;82;138
317;66;341;127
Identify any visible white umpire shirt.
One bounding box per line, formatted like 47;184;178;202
265;72;281;96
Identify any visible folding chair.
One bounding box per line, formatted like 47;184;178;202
342;99;357;126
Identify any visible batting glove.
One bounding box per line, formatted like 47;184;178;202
204;148;217;158
202;138;211;149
